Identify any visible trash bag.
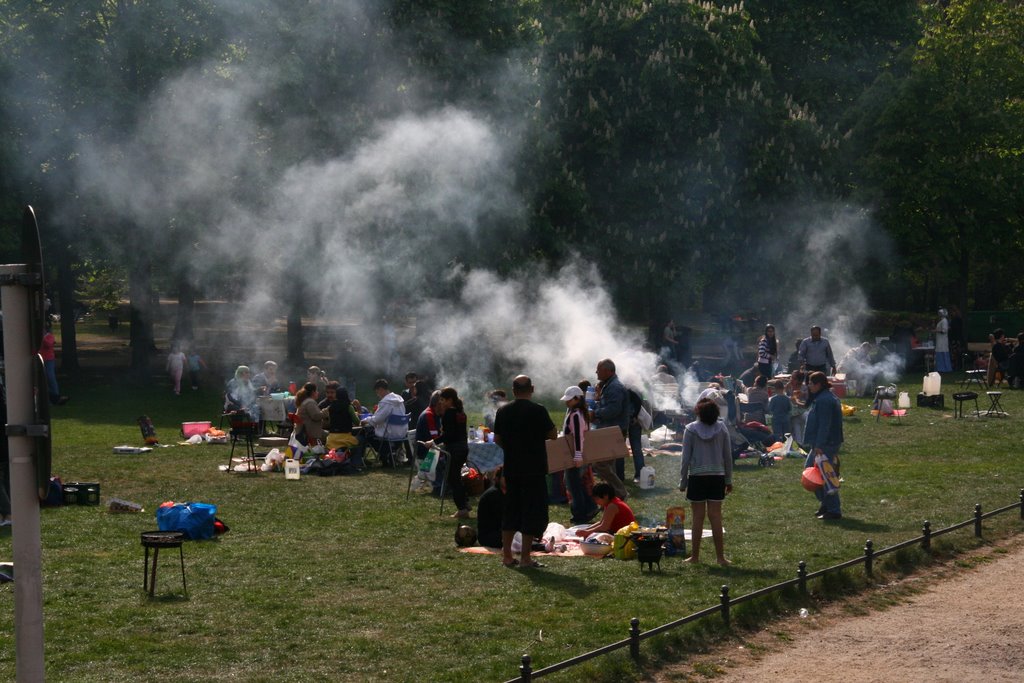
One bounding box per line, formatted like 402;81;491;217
156;501;218;540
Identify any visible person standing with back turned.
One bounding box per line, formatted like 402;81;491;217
493;375;556;569
590;358;629;500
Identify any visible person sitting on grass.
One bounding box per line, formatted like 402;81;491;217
319;381;360;457
574;482;636;539
476;468;506;549
293;382;324;450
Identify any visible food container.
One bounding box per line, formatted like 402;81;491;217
580;541;612;557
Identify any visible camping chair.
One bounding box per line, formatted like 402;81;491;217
368;413;411;468
740;402;766;424
224;411;259;473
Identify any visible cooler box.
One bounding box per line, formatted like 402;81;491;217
182;421;212;438
831;381;846;399
917;392;944;408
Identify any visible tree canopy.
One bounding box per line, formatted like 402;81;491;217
1;0;1022;367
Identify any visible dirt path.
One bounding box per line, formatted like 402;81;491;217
655;537;1024;682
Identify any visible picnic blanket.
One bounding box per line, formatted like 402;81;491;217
458;528;715;558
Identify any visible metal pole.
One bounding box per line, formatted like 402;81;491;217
629;617;641;661
1;263;46;682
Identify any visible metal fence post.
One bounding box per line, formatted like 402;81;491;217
864;539;874;577
921;520;931;551
520;654;532;682
797;561;807;595
975;503;983;538
720;585;730;628
629;617;641;661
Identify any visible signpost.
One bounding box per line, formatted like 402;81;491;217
1;205;50;681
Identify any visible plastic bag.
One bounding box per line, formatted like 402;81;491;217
156;501;218;540
418;449;440;482
613;521;639;560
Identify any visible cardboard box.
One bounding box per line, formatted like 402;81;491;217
546;426;629;473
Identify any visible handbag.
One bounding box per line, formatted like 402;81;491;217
637;404;653;430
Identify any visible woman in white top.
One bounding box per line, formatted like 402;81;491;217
560;386;599;525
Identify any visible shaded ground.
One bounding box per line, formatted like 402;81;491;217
653;536;1024;682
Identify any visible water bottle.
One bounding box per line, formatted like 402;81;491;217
585;386;596;411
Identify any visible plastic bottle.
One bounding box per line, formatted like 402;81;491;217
585;386;596;411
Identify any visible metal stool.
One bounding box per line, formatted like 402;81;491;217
141;530;187;597
961;370;987;389
985;391;1006;417
952;392;979;419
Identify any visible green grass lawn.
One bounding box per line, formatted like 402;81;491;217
2;370;1023;682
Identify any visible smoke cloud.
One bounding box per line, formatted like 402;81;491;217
4;1;900;405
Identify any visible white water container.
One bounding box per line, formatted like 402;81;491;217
922;372;942;396
639;465;656;489
898;391;911;409
284;458;300;480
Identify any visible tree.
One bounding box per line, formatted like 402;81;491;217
853;0;1024;312
530;0;836;322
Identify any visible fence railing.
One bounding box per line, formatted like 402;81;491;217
506;489;1024;683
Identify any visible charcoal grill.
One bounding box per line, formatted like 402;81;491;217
630;531;667;572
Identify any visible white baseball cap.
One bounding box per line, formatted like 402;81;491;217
559;386;584;402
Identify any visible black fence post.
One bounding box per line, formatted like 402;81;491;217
720;585;730;628
629;617;641;661
975;503;983;538
922;520;931;551
520;654;532;683
797;561;807;595
864;539;874;578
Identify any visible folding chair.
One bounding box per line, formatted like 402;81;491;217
370;413;411;467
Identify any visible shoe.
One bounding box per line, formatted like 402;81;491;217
56;396;69;405
520;560;546;569
815;506;825;517
632;477;641;484
450;509;470;519
502;559;519;568
817;512;842;520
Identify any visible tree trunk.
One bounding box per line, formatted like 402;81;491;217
54;240;79;373
172;276;195;345
128;254;154;381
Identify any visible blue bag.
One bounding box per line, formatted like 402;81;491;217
156;501;218;540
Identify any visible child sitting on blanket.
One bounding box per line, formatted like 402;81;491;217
574;483;636;539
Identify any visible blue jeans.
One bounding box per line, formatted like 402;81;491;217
565;466;597;523
628;422;644;479
44;359;60;403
